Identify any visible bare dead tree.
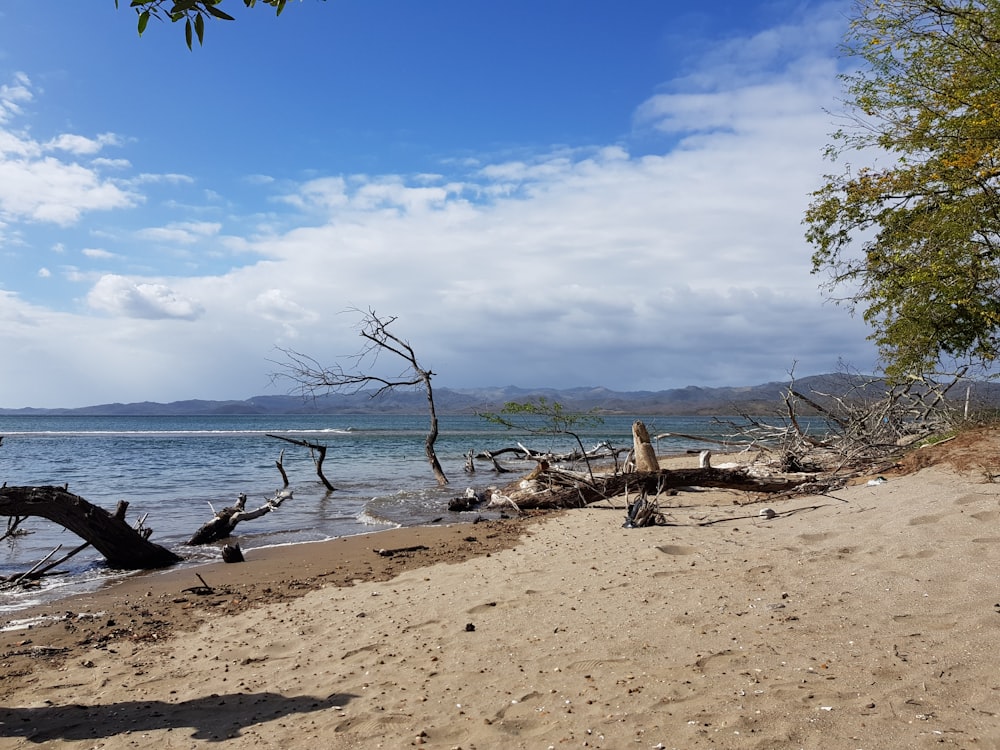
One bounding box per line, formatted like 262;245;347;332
712;362;980;475
273;308;448;486
267;434;336;491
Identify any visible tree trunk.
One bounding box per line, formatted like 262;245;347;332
0;486;181;570
423;374;449;486
632;420;659;472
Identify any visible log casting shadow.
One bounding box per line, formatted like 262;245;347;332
0;690;356;743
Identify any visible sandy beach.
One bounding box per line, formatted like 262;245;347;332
2;431;1000;749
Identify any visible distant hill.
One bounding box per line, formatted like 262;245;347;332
3;374;998;417
0;374;910;416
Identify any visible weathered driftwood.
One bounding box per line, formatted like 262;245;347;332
472;443;627;474
502;466;815;510
632;421;659;472
186;490;292;545
267;433;335;492
0;486;181;570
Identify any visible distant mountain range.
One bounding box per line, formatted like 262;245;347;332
5;373;997;417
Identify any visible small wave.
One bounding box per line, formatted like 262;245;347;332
355;509;401;528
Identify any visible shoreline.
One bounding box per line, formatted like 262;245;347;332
0;514;535;639
4;435;1000;748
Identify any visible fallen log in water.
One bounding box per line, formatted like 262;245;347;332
187;490;293;545
0;486;181;570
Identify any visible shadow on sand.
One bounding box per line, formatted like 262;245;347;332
0;690;356;743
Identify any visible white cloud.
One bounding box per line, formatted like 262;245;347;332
82;247;116;260
0;75;139;226
0;4;879;408
250;288;320;337
0;71;32;123
136;221;222;245
91;157;132;170
37;267;50;278
87;274;204;320
46;132;121;155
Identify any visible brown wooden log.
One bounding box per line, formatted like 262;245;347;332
0;486;181;570
505;467;814;510
267;434;336;492
186;491;291;545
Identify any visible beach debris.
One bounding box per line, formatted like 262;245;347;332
222;542;244;563
623;494;665;528
187;489;292;546
485;491;521;514
448;487;488;512
867;476;888;486
759;507;777;519
374;544;429;557
182;573;215;596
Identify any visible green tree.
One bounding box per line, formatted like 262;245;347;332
480;398;605;481
805;0;1000;381
119;0;301;49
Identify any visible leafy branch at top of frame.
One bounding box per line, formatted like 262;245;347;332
118;0;310;49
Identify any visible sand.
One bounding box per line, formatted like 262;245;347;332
2;432;1000;749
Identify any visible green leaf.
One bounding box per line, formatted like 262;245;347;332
194;12;205;44
185;17;193;49
205;4;236;20
137;9;150;35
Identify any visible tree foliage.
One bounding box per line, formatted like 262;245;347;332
480;398;605;480
805;0;1000;381
118;0;301;49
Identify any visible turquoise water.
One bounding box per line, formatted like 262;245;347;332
0;413;742;612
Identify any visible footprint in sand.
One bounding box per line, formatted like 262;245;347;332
908;513;946;525
955;493;986;506
693;649;748;676
971;510;1000;522
565;657;628;672
334;713;409;733
897;549;935;560
798;532;837;544
655;544;698;556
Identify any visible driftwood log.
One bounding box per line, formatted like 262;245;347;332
186;490;292;546
0;486;181;570
632;421;659;472
502;466;816;510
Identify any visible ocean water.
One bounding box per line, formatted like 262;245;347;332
0;413;740;613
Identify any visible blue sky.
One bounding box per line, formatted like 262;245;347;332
0;0;874;408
